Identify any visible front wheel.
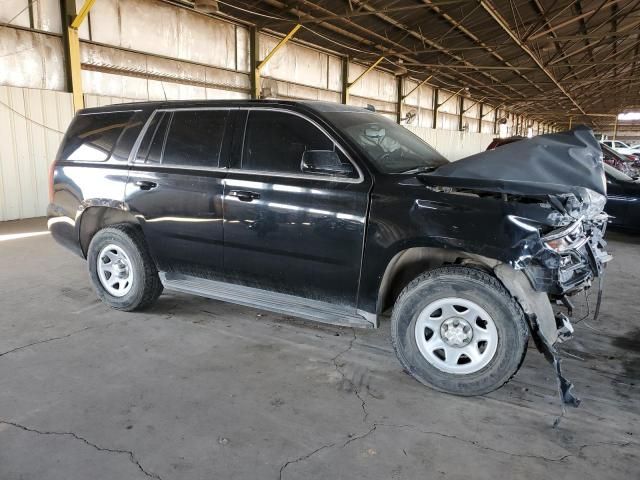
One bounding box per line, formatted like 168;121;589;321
87;225;163;311
391;266;528;396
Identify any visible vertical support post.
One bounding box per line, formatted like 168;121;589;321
432;88;439;129
568;116;573;129
341;57;349;104
458;95;464;132
61;0;96;111
396;75;403;124
67;27;83;110
478;103;483;134
493;108;498;135
613;116;618;141
249;26;259;99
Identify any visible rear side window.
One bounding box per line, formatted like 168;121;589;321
162;110;229;168
241;110;334;174
60;111;134;161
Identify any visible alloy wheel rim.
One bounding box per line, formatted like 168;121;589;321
414;297;498;375
97;244;134;297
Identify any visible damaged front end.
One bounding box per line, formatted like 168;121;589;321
419;126;611;417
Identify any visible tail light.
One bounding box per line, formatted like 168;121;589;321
48;161;55;202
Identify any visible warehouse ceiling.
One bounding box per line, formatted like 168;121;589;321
207;0;640;131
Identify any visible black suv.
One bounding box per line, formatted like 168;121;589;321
48;100;610;401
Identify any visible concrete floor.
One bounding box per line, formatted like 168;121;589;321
0;218;638;480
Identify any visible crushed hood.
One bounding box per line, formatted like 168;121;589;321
419;126;606;198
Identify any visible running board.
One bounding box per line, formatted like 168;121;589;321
160;272;376;329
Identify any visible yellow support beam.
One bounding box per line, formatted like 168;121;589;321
402;74;434;100
252;24;301;99
257;24;301;71
348;56;384;91
70;0;96;29
65;0;96;111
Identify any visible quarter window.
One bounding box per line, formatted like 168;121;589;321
61;111;134;161
241;110;335;174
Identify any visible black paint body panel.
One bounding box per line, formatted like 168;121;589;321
47;100;607;320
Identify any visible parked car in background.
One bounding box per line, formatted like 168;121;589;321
48;103;609;404
601;143;640;178
601;139;636;156
604;163;640;231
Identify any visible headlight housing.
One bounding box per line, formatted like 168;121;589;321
542;219;587;253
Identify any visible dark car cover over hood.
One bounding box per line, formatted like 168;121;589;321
419;126;606;198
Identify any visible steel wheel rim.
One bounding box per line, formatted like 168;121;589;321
414;297;498;375
97;244;134;297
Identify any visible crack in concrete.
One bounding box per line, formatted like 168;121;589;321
330;329;369;423
0;420;163;480
0;326;95;358
278;442;336;480
278;420;636;479
280;327;637;479
374;423;635;463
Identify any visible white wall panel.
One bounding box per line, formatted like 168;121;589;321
259;33;333;91
348;62;396;102
0;86;73;221
33;0;63;33
0;29;65;91
1;0;30;27
407;126;494;161
88;0;121;45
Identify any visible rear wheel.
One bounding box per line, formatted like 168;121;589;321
87;225;163;311
391;266;528;396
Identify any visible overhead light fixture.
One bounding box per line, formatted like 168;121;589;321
618;112;640;121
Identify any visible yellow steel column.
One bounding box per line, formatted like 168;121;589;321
253;24;301;99
64;0;96;111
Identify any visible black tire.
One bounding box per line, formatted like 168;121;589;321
391;266;528;396
87;224;163;311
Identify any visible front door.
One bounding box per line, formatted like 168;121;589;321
125;108;231;277
222;109;371;308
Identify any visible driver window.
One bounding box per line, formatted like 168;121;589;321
242;110;334;174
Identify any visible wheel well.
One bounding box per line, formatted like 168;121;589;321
377;247;498;315
78;207;140;257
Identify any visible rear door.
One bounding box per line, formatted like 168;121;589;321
222;108;371;308
125;108;231;277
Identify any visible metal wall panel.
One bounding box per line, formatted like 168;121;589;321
259;33;335;90
0;29;66;91
0;86;73;221
348;61;396;103
1;0;30;27
407;126;495;161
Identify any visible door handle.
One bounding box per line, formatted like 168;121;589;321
135;180;157;190
228;190;260;202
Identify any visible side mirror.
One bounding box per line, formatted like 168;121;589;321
301;150;355;177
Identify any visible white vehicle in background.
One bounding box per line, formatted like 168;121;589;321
601;140;635;156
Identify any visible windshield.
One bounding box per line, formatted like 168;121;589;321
324;111;448;173
604;163;634;181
